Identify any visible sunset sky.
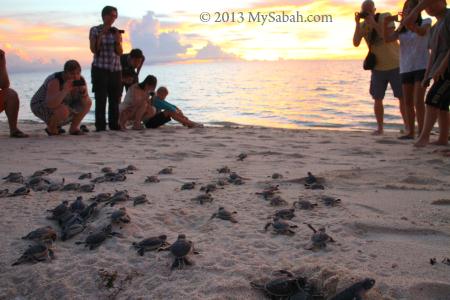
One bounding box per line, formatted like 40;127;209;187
1;0;406;72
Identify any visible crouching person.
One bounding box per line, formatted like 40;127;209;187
30;60;92;136
119;75;157;130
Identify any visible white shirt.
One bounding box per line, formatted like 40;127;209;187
399;18;432;74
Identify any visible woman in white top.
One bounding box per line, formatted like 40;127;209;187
384;0;432;139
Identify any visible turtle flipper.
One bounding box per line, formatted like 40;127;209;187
249;281;265;290
171;257;183;270
12;255;28;266
138;248;145;256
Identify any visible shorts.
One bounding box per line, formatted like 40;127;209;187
425;72;450;112
144;112;171;129
370;68;403;100
0;90;4;113
31;101;73;125
400;69;426;85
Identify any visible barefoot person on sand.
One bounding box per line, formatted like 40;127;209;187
383;0;431;139
144;87;203;129
0;49;28;138
30;60;92;136
404;0;450;147
353;0;406;135
119;75;157;130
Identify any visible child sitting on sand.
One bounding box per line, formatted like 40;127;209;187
119;75;157;130
143;86;203;129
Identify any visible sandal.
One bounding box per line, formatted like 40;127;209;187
10;130;29;138
80;125;90;133
58;126;66;134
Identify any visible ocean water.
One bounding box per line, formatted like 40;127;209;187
2;60;405;131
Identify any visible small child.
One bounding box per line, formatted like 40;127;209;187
143;86;203;129
119;75;157;130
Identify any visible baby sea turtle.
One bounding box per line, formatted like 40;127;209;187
3;172;23;183
79;184;95;193
76;225;117;250
250;270;311;299
145;176;160;183
269;196;288;206
59;213;84;229
127;164;138;171
264;217;298;235
47;178;65;192
272;173;283;179
117;167;133;174
305;224;335;250
293;199;318;210
62;183;81;192
80;202;98;220
131;194;149;206
228;172;246;185
42;168;57;175
217;166;231;174
305;172;317;185
168;234;197;270
200;183;217;193
0;189;9;198
321;196;341;207
106;190;129;207
216;179;228;187
26;176;50;189
329;278;376;300
305;183;325;190
101;167;113;173
273;208;296;220
256;185;280;200
78;172;92;180
181;182;196;190
21;226;57;243
108;174;126;182
111;207;131;224
210;207;238;223
133;235;169;256
12;243;54;266
191;193;213;205
91;176;106;184
70;196;86;213
237;153;248;161
61;223;86;241
47;200;69;220
8;186;30;197
90;193;111;203
159;167;173;175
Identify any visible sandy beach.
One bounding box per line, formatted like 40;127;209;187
0;121;449;300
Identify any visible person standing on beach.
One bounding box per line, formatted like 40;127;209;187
121;49;145;92
353;0;406;135
0;49;28;138
89;6;123;131
404;0;450;147
383;0;431;139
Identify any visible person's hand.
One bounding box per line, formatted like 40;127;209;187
402;9;419;29
421;78;430;88
0;49;6;67
114;30;122;44
355;12;361;23
384;15;398;24
62;80;74;93
365;14;376;26
433;63;448;82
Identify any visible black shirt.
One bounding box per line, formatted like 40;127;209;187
120;54;140;91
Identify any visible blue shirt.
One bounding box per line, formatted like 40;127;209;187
153;96;177;113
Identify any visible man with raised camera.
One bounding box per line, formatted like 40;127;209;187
89;5;124;132
353;0;405;135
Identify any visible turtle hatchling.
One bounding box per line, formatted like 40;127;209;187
21;226;57;243
91;176;106;184
90;193;111;203
159;167;173;175
237;153;248;161
8;186;30;197
79;184;95;193
80;202;98;220
127;164;138;171
305;183;325;190
76;225;117;250
47;201;69;220
61;223;86;241
217;166;230;174
0;189;9;198
101;167;113;173
3;172;23;183
117;167;132;174
168;234;198;270
191;193;213;205
181;182;196;190
133;235;169;256
109;173;126;182
305;172;317;185
329;278;375;300
41;168;57;175
12;243;55;266
70;196;86;212
111;207;131;224
256;185;279;199
305;224;335;250
210;207;238;223
293;199;318;210
321;196;341;207
269;196;288;206
273;208;296;220
132;194;149;206
62;183;81;192
47;178;65;192
106;190;129;207
272;173;283;179
78;172;92;180
200;183;217;193
145;176;160;183
264;217;298;235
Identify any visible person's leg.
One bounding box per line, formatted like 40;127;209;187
389;68;407;133
0;88;22;134
434;110;449;145
413;81;426;135
69;97;92;134
373;99;384;135
165;110;202;128
132;102;148;130
401;83;415;137
370;70;388;135
92;67;108;131
415;105;439;147
47;105;70;135
107;71;122;130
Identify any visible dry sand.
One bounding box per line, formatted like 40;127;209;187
0;121;449;300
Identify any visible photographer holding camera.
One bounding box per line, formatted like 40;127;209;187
89;5;124;132
30;60;92;136
353;0;406;135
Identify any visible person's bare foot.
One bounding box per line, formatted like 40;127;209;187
414;139;429;147
372;129;383;136
431;140;449;146
132;125;144;130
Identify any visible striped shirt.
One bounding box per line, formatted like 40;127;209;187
89;25;122;72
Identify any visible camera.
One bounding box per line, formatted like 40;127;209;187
110;27;125;34
359;11;369;18
73;79;85;87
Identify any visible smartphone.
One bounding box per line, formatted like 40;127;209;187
359;11;369;18
110;28;125;34
73;79;85;87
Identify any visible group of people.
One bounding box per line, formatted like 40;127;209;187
354;0;450;147
0;6;202;138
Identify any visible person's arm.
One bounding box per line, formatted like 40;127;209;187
365;14;384;38
433;49;450;82
403;0;438;28
114;31;123;56
353;12;364;47
45;78;73;109
0;50;10;89
383;15;400;42
136;56;145;75
410;21;431;36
